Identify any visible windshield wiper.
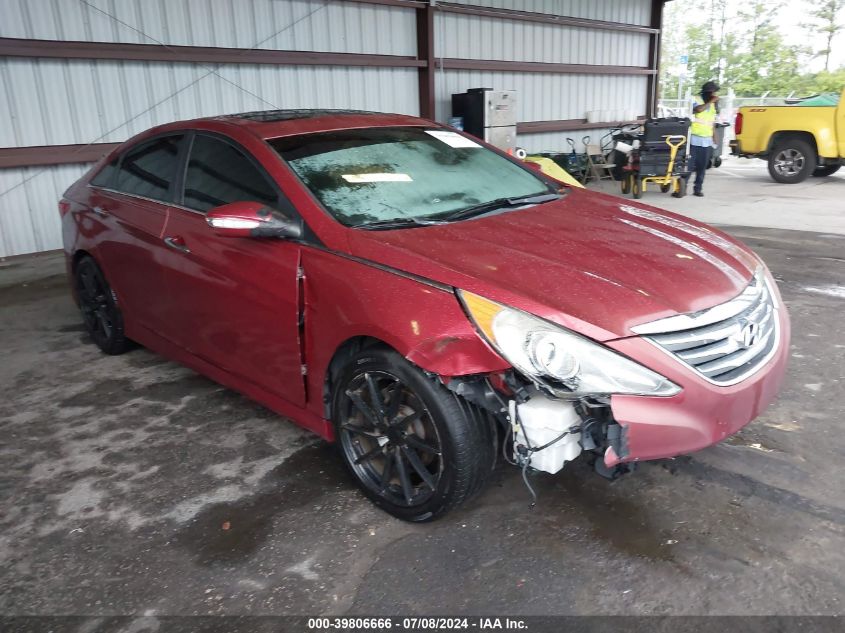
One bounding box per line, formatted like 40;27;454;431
437;192;562;223
355;216;448;231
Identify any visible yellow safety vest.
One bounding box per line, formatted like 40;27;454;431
690;98;716;137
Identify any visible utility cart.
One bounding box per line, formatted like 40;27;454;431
621;117;691;199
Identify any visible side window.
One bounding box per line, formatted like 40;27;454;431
90;156;118;188
183;135;278;213
115;135;184;202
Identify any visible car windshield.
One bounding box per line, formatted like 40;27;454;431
270;126;554;228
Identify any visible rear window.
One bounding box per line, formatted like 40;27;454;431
90;156;118;188
270;127;549;227
114;135;183;203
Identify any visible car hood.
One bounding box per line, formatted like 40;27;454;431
347;188;760;341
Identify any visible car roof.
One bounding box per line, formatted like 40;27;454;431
197;109;434;140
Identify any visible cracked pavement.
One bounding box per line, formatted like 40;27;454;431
0;225;843;617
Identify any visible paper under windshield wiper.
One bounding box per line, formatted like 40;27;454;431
438;192;561;222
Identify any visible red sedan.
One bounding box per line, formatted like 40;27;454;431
60;110;789;521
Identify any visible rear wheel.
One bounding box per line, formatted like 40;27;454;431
332;348;494;522
812;165;840;177
768;138;816;183
75;256;131;355
660;183;671;193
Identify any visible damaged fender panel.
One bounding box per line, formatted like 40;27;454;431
300;248;509;420
603;313;790;466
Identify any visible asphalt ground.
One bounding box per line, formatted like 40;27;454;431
1;166;844;621
590;154;845;235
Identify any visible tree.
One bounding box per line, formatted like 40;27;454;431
802;0;845;72
658;0;825;99
727;1;806;96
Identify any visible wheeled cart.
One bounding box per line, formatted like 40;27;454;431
621;117;691;199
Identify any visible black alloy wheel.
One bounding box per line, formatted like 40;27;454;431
332;347;494;521
340;370;443;508
75;257;131;355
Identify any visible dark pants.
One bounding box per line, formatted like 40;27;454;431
687;144;712;193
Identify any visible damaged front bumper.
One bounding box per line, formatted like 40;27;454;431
602;304;790;466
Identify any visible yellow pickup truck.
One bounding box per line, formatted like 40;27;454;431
731;87;844;183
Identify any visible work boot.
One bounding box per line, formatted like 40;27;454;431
693;191;704;197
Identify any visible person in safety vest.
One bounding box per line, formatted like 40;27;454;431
687;80;719;197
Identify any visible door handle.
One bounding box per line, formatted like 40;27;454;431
92;206;110;217
164;236;191;254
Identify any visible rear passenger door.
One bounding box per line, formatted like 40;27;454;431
159;133;306;407
90;134;185;336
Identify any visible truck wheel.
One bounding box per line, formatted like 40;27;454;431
812;165;840;177
768;138;816;183
331;347;495;522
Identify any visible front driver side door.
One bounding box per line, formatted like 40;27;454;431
158;132;306;408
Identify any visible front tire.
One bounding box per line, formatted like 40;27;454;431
331;348;494;522
812;165;840;177
768;138;816;183
75;256;131;355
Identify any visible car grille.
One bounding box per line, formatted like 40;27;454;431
632;269;780;386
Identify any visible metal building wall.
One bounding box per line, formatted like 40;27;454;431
0;0;417;54
444;0;651;25
0;58;419;147
434;0;654;153
0;0;419;257
0;0;657;257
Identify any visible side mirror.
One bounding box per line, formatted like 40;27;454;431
206;201;303;240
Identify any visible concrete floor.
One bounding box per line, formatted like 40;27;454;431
1;165;844;618
590;155;845;236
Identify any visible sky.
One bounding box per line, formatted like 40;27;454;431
776;2;845;70
666;0;845;73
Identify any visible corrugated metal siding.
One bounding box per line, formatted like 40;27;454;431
444;0;651;25
433;0;652;162
0;57;419;148
438;14;650;66
0;0;656;257
0;163;91;256
0;0;421;257
0;0;417;55
0;58;418;257
435;70;647;122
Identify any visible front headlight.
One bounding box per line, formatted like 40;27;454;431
459;290;680;397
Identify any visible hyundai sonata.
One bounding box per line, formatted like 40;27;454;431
60;110;789;521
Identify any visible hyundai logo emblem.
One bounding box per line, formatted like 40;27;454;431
735;320;760;349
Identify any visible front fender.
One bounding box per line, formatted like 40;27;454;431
300;247;508;418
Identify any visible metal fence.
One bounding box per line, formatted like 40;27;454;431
656;90;798;145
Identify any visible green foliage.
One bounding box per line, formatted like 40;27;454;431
802;0;845;71
660;0;844;99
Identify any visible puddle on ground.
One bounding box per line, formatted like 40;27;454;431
174;442;351;566
554;465;676;562
502;459;676;562
724;431;783;453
